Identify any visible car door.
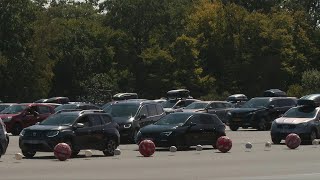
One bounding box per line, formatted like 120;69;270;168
137;105;149;127
146;104;164;124
73;115;92;150
23;105;41;127
184;115;205;146
200;114;216;144
37;105;52;122
87;114;105;149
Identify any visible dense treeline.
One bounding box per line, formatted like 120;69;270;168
0;0;319;102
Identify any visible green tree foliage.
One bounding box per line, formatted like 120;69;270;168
0;0;319;102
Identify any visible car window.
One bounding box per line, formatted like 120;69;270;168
38;106;51;114
139;105;148;117
215;103;225;109
77;116;91;127
200;114;214;124
147;104;158;116
224;103;233;108
156;104;164;114
185;100;195;106
186;115;201;124
89;115;102;126
175;101;186;108
101;115;112;124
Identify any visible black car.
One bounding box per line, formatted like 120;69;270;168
226;94;248;108
54;103;101;112
103;100;165;142
135;112;226;149
227;97;297;131
19;110;120;158
183;101;234;123
0;118;9;158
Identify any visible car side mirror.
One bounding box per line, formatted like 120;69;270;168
75;123;85;129
139;114;147;120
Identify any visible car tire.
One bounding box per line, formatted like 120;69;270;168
272;137;281;144
22;150;36;158
11;123;23;136
103;139;117;156
229;125;239;131
65;140;79;157
309;129;317;144
130;129;138;143
257;118;267;131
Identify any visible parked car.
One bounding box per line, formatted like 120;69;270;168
183;101;234;123
226;94;248;108
162;99;200;114
0;103;16;112
271;100;320;144
0;103;55;135
42;103;61;109
0;118;9;158
153;99;167;104
103;100;165;142
19;110;120;158
135;112;226;149
54;103;101;112
299;94;320;106
227;97;297;131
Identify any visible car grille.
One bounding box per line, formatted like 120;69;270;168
24;130;46;138
277;124;296;129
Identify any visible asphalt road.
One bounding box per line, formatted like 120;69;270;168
1;128;320;180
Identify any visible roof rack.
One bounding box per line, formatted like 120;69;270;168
55;109;105;114
55;109;80;114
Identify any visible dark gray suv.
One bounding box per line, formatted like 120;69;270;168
103;100;166;142
227;97;297;131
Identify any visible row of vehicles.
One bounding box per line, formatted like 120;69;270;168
0;89;320;159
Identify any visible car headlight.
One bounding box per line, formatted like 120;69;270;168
46;130;59;137
2;117;12;122
123;123;132;128
227;112;232;116
161;131;172;136
19;129;26;136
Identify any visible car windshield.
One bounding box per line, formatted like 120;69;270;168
54;104;77;112
241;98;270;108
0;105;27;114
104;104;139;117
0;105;10;112
185;102;208;109
40;114;78;126
283;107;317;118
155;113;192;126
162;100;177;108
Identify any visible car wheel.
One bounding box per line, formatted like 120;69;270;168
103;139;117;156
11;123;23;136
65;140;79;157
272;137;281;144
229;125;239;131
257;119;267;131
22;150;36;158
130;129;138;143
309;129;317;144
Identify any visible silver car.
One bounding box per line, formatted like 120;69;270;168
0;118;9;158
271;106;320;144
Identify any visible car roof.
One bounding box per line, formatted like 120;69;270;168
170;112;210;116
112;100;157;105
251;97;296;100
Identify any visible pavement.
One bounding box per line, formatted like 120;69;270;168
1;128;320;180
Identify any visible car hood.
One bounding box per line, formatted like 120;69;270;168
230;108;263;114
0;114;18;118
140;124;178;133
275;117;313;124
25;125;70;131
113;117;134;124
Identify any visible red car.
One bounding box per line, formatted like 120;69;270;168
0;103;55;135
